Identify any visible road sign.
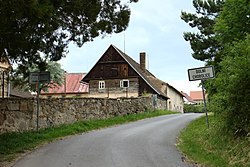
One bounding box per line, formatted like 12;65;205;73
29;71;50;132
29;72;50;84
188;66;215;81
187;66;215;128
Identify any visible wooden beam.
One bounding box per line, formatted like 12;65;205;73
98;61;126;64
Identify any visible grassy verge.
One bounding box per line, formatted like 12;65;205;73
0;110;176;166
177;115;250;167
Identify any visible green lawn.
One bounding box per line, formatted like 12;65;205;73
0;110;176;166
177;115;250;167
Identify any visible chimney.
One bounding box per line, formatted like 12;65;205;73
140;52;146;72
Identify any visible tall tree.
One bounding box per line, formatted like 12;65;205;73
211;36;250;137
181;0;224;64
211;0;250;137
214;0;250;46
0;0;138;71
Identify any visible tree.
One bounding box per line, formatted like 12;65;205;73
11;60;65;92
0;0;138;71
181;0;225;99
214;0;250;46
181;0;224;63
210;36;250;136
210;0;250;137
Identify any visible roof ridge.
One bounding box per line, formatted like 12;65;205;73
66;72;85;75
112;45;169;99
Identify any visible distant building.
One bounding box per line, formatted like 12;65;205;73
190;91;206;105
41;73;89;98
181;91;196;105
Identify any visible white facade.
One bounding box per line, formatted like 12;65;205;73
166;85;184;113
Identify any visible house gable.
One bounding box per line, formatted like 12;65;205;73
82;45;169;99
82;45;138;82
0;50;11;70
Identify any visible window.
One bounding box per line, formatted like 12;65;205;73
120;80;129;88
99;81;105;89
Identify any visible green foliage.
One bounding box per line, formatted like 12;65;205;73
184;104;204;113
184;0;250;138
210;36;250;136
181;0;224;62
0;110;175;165
209;0;250;137
215;0;250;45
0;0;138;73
181;0;226;98
11;60;65;92
178;115;250;167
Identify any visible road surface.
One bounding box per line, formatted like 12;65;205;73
13;113;202;167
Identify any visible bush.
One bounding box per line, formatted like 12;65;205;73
210;36;250;137
184;104;204;113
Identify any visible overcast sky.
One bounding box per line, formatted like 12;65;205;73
60;0;205;94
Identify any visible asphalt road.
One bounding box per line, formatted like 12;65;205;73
13;113;202;167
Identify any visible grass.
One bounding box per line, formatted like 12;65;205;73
177;115;250;167
0;110;176;166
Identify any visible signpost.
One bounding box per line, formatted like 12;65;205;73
29;72;50;84
29;72;50;132
152;94;157;111
188;66;215;128
188;66;215;81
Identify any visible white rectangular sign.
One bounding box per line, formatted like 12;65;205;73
188;66;215;81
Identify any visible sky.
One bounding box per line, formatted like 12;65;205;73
59;0;205;95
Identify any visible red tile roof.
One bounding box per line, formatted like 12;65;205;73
43;73;89;94
190;91;204;101
181;91;195;103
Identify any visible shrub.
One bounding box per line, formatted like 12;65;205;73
210;36;250;137
184;104;204;113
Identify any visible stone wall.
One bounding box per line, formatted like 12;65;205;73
0;96;167;134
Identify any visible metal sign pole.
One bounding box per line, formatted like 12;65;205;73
36;74;40;132
29;71;50;132
188;66;215;128
201;80;209;128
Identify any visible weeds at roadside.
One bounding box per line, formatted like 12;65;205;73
178;115;250;167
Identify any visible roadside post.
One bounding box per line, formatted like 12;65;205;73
29;72;50;132
152;94;157;111
188;66;215;128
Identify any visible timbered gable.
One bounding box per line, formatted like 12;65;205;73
83;45;139;82
99;46;125;63
82;45;170;99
